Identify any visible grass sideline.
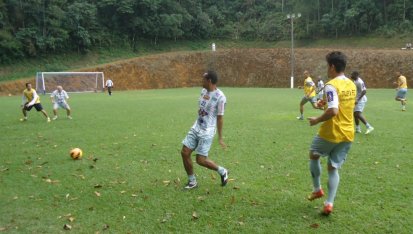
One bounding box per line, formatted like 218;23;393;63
0;88;412;233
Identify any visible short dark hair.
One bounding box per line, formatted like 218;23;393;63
25;83;31;87
326;51;347;73
350;71;359;80
203;70;218;84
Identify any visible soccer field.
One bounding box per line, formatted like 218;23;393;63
0;88;412;233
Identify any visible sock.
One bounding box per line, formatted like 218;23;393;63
326;168;340;204
188;174;196;182
217;166;226;175
366;123;371;128
309;159;321;192
356;125;361;130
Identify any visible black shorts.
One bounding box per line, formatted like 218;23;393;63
24;103;44;112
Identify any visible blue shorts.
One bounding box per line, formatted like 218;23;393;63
310;135;352;169
182;128;214;157
396;88;407;99
354;101;366;112
301;96;317;105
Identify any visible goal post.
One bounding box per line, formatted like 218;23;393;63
36;72;105;94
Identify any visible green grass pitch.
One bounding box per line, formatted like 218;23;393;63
0;88;412;233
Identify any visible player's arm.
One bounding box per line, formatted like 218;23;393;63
216;98;227;149
308;84;338;126
26;90;38;106
356;90;366;103
50;93;55;103
217;115;226;148
21;93;27;107
64;91;69;100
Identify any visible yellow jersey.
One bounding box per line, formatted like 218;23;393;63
304;77;316;97
23;88;40;104
398;75;408;89
319;76;356;143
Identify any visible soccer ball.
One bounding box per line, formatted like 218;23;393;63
70;148;83;160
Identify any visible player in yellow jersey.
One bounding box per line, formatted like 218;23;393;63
297;71;319;120
306;51;356;215
20;83;51;122
394;71;408;111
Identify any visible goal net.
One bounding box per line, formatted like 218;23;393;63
36;72;105;94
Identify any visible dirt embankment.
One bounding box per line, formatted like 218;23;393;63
1;48;412;95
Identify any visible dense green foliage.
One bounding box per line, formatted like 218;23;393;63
1;0;413;63
0;88;412;232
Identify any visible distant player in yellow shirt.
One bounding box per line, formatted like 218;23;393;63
306;51;356;215
20;83;51;122
394;71;408;111
297;71;319;120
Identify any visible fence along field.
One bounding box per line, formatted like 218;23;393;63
0;88;411;233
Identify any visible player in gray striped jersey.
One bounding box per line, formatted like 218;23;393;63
181;71;228;189
50;85;72;120
350;71;374;134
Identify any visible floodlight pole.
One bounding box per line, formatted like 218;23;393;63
287;13;301;89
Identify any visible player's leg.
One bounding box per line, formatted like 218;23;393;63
53;103;58;120
195;136;228;186
64;103;72;119
35;103;50;122
181;130;198;189
20;104;29;121
309;97;320;109
307;135;335;201
297;97;307;120
323;142;352;215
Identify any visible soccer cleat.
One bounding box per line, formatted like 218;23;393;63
67;116;72;120
402;106;406;111
296;116;304;120
184;181;198;190
365;127;374;135
47;117;51;122
220;169;229;186
20;117;27;122
322;203;333;215
307;189;325;201
52;116;58;120
355;128;362;133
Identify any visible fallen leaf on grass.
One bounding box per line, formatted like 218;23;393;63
192;211;199;220
94;184;102;188
94;191;101;197
68;217;75;222
0;168;9;172
233;186;240;190
131;194;138;197
63;224;72;230
120;191;126;194
44;179;59;184
238;222;244;226
228;178;236;182
162;180;170;186
0;227;7;231
102;224;109;230
197;196;206;201
310;223;320;228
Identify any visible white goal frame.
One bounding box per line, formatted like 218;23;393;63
36;72;105;94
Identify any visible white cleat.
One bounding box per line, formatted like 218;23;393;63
365;127;374;135
52;116;58;120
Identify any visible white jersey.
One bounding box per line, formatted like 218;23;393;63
354;77;367;102
191;88;226;136
317;80;324;94
105;79;113;87
50;90;69;103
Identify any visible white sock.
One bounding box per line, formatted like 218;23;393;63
366;123;371;128
188;174;196;182
217;166;226;175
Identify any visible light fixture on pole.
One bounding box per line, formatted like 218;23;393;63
287;13;301;89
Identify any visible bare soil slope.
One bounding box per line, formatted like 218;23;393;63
1;48;412;95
